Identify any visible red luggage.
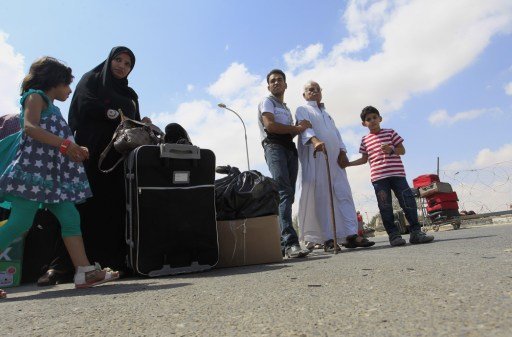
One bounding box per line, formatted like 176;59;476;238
427;201;459;213
426;192;458;207
413;174;440;188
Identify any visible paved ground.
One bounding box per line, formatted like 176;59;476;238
2;221;512;337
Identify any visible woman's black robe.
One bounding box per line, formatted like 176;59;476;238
68;46;140;271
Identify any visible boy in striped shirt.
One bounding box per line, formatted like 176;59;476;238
343;106;434;246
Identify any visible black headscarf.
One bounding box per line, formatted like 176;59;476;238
68;46;140;133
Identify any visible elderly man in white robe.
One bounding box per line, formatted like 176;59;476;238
295;81;374;251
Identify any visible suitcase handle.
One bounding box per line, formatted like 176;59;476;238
160;143;201;159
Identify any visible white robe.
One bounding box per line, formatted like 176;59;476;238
295;101;358;244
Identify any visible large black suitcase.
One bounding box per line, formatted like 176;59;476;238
125;143;218;276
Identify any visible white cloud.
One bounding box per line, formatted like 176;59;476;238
428;108;501;126
505;82;512;95
441;143;512;212
148;100;267;172
186;84;194;92
155;0;512;217
201;0;512;142
444;143;512;171
260;0;512;130
207;63;260;100
474;143;512;167
339;127;366;150
0;32;25;116
330;34;369;56
284;43;323;71
344;0;390;35
345;157;379;215
328;0;388;56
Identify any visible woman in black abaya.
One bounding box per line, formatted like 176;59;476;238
68;46;150;273
37;47;150;285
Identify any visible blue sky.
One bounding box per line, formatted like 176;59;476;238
1;0;511;216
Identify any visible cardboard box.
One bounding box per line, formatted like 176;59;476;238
419;181;453;197
216;215;282;268
0;221;23;288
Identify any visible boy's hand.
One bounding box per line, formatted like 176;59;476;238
338;151;349;168
381;143;395;155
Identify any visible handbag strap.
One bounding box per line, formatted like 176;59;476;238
98;122;126;173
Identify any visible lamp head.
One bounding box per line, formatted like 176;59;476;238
217;103;226;108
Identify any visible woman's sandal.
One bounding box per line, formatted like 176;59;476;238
0;289;6;299
342;234;376;248
74;263;120;289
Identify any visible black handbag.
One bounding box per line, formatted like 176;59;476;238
98;110;164;173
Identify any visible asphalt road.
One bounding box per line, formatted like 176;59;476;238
2;221;512;337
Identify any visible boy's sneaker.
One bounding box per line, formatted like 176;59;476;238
389;234;406;246
409;231;434;244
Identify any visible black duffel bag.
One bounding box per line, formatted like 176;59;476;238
215;166;279;220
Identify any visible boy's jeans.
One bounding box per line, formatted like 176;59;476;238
372;176;421;236
263;143;299;252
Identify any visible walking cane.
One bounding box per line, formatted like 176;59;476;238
315;145;338;254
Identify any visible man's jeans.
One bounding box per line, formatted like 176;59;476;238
264;143;299;252
372;176;421;236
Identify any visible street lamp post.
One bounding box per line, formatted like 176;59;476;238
217;103;250;171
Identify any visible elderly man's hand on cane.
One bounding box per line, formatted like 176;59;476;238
311;137;326;158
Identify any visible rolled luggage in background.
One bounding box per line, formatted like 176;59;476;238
426;201;459;213
413;174;439;188
426;192;458;207
418;181;453;197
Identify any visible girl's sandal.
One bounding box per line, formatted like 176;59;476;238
0;289;6;299
74;263;120;289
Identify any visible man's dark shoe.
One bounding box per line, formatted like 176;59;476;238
323;239;342;252
409;231;434;244
285;244;310;258
389;234;407;247
343;234;376;248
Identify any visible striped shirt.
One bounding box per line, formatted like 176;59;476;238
359;128;406;182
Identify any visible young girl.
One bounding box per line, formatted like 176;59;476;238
0;57;119;299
